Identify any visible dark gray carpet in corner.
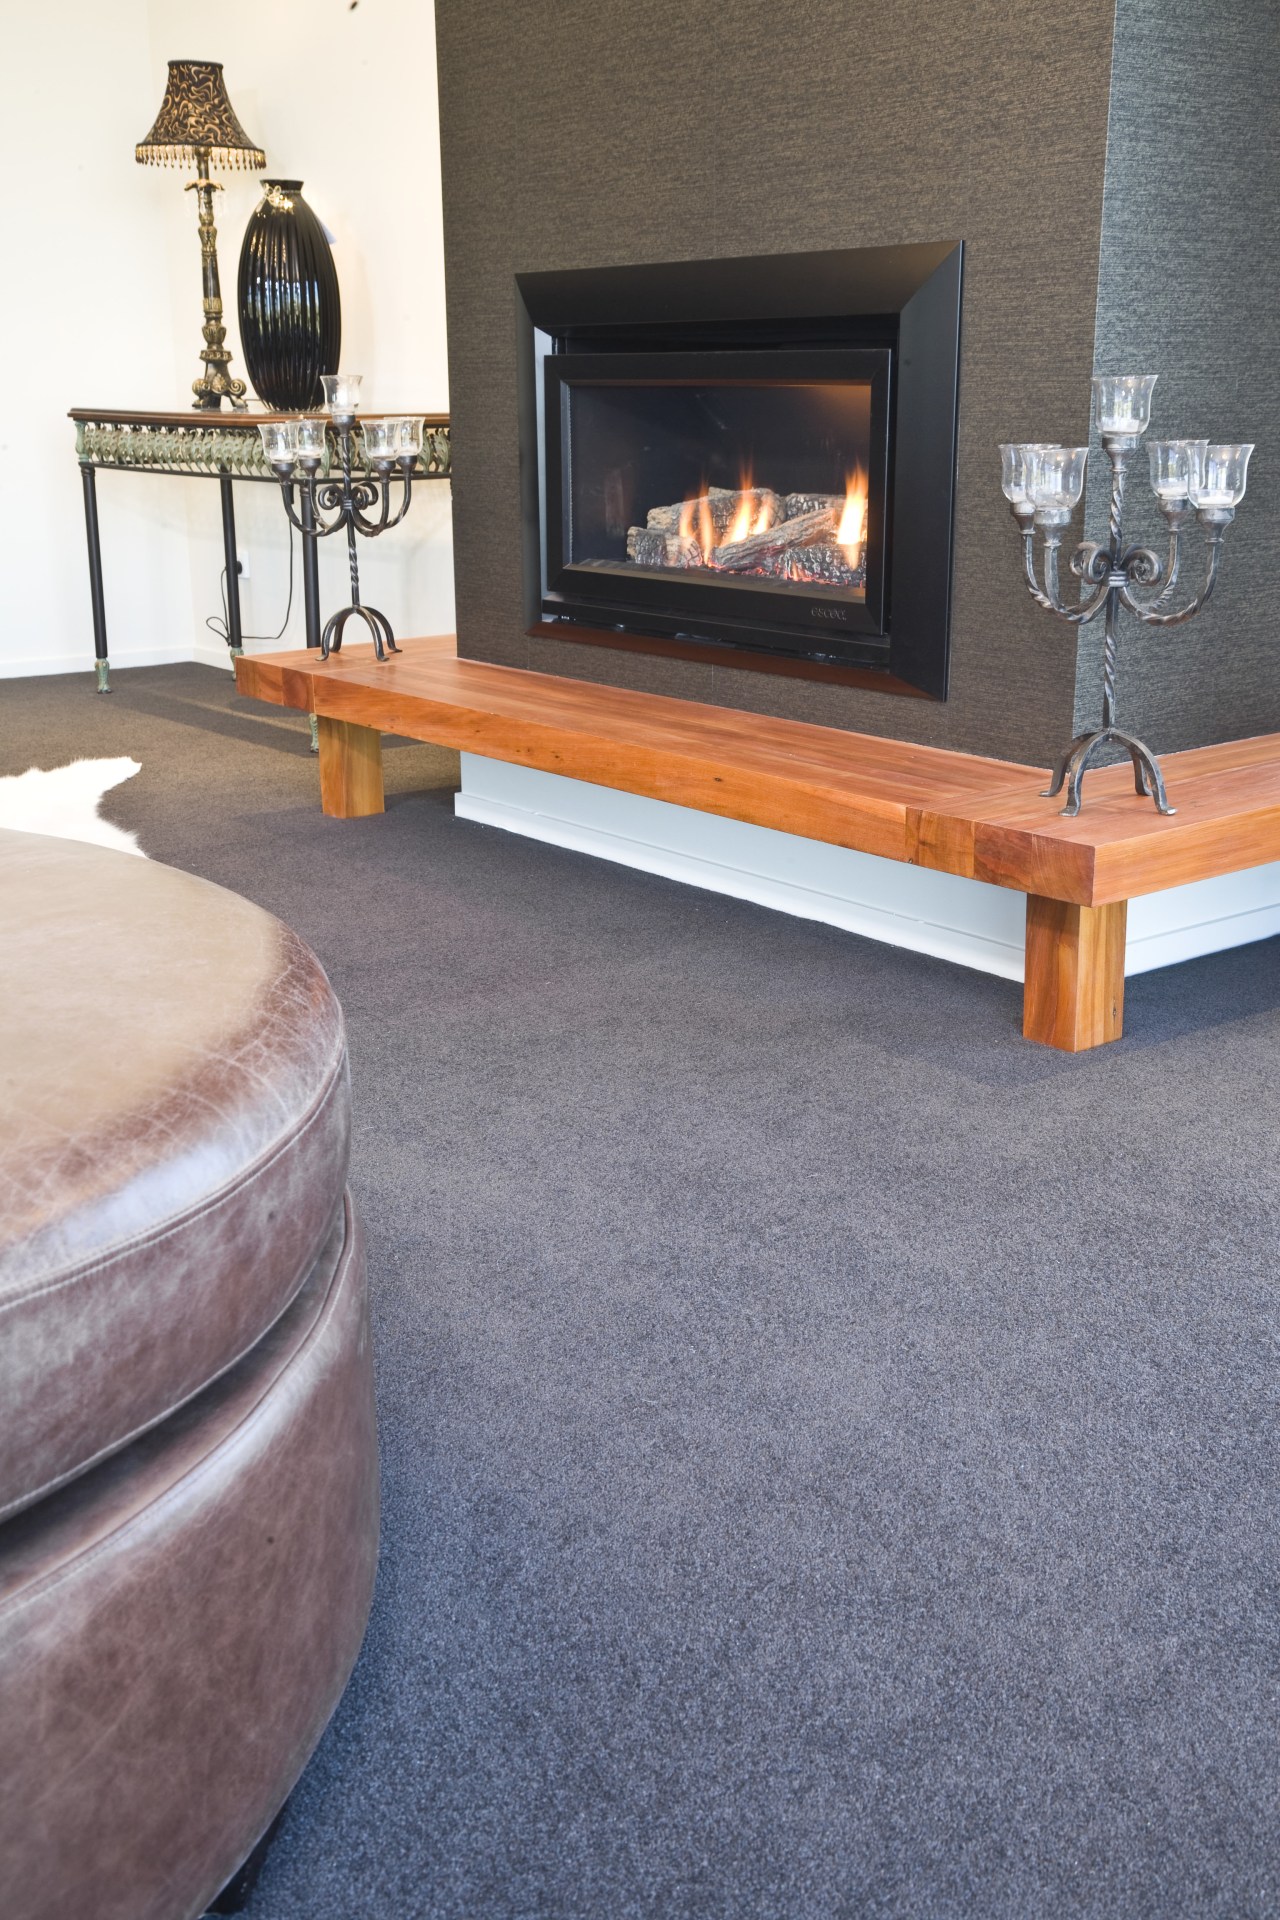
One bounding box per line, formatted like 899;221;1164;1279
4;664;1278;1919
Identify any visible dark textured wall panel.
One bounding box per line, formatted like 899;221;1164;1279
1080;0;1280;752
436;0;1119;764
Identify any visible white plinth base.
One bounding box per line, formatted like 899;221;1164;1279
455;754;1280;981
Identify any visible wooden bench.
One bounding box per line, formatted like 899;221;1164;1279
235;636;1280;1052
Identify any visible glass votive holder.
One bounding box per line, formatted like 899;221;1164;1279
1188;442;1254;512
1092;374;1158;437
391;416;425;461
320;372;363;415
292;417;328;466
1147;438;1204;504
999;442;1044;512
1029;444;1089;524
360;419;397;464
257;420;297;467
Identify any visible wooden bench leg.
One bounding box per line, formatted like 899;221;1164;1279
317;715;384;819
1023;895;1127;1051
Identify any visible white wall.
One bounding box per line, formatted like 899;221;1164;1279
0;0;452;681
0;0;190;678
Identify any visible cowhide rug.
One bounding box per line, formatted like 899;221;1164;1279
0;758;145;857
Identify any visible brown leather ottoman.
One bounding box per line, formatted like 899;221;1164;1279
0;829;379;1920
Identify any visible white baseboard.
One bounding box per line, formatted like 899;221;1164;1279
1;644;198;680
456;754;1280;981
191;641;236;673
457;755;1026;978
1126;872;1280;974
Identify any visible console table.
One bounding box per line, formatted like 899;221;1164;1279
70;408;451;691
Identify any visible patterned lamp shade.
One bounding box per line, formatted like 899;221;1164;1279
136;60;265;170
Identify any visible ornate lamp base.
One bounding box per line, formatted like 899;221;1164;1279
192;358;247;411
1043;724;1175;818
187;166;248;412
320;603;401;662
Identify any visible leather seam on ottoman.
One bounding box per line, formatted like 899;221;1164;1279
0;1047;348;1315
0;1193;349;1528
0;1194;360;1626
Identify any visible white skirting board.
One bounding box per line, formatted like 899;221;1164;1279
455;754;1280;981
4;644;199;680
191;640;237;673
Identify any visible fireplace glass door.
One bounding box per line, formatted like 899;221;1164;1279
543;349;892;662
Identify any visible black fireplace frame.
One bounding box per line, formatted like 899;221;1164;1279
516;241;963;700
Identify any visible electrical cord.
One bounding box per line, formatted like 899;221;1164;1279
205;517;296;646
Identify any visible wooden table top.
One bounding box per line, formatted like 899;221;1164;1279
235;636;1280;907
70;408;450;428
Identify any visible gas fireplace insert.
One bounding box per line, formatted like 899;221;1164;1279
517;242;963;699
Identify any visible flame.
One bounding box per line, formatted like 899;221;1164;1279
678;488;717;563
697;495;716;561
724;467;773;546
725;491;755;546
836;468;868;566
673;476;798;568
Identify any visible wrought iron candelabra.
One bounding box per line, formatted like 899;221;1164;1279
1002;375;1254;816
260;375;425;659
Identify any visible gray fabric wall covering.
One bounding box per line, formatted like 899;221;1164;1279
436;0;1120;765
1080;0;1280;753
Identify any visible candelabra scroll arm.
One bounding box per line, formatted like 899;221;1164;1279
1124;525;1183;613
1042;535;1067;619
1060;540;1113;623
271;472;342;539
1022;527;1056;612
1118;542;1165;590
273;477;310;539
303;469;350;538
1121;527;1224;626
272;472;347;541
1039;535;1112;624
349;476;392;538
379;465;415;533
313;478;348;522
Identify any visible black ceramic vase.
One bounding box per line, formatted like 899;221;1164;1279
237;180;341;410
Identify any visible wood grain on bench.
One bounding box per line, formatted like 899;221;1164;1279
236;636;1280;1051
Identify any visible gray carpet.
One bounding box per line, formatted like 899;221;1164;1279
4;663;1278;1919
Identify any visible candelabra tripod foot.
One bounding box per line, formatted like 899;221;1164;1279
1042;726;1175;818
319;604;402;663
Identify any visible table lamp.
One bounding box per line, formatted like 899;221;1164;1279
136;60;265;410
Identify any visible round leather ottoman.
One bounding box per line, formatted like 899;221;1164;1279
0;829;379;1920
